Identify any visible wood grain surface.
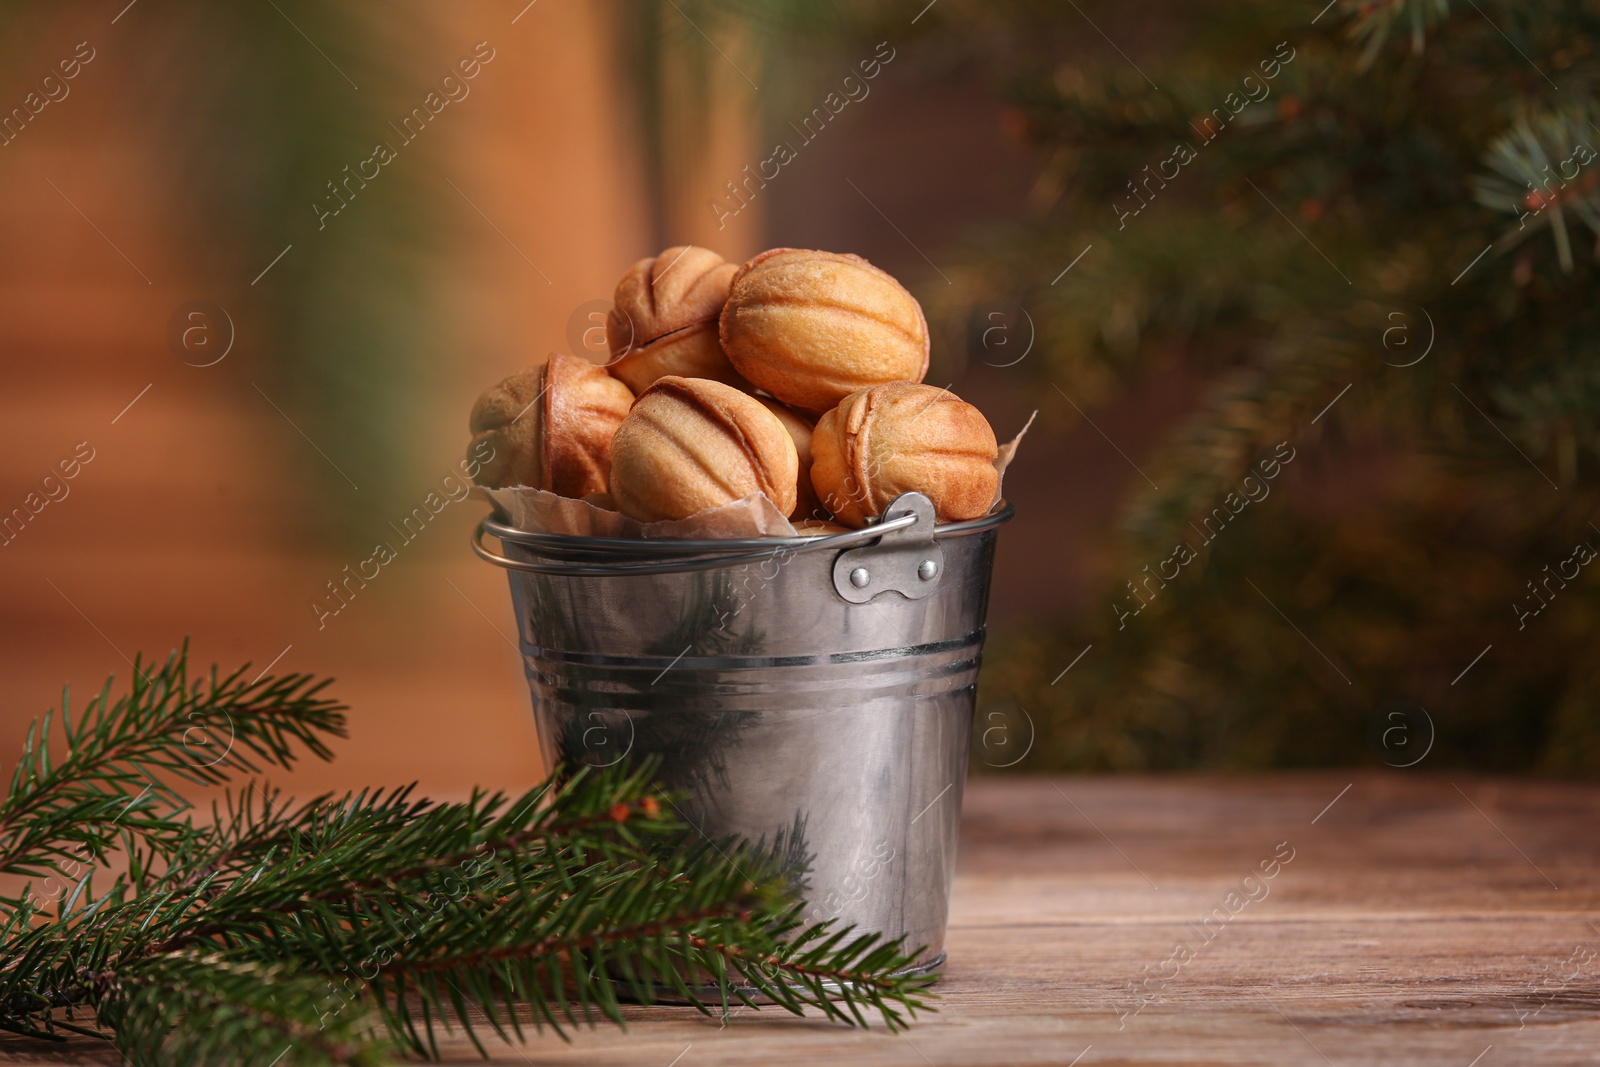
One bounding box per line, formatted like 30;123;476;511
3;772;1597;1065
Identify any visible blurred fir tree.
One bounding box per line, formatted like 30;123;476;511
0;4;446;546
723;0;1600;772
971;0;1600;773
147;4;440;545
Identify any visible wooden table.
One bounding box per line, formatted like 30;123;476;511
5;773;1596;1065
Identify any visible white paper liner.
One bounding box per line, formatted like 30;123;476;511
478;410;1035;540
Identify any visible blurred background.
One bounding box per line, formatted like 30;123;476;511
1;0;1596;795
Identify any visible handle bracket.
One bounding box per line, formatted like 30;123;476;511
831;493;945;603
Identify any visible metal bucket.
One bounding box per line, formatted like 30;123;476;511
471;492;1012;975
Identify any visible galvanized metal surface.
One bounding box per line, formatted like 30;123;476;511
476;493;1012;967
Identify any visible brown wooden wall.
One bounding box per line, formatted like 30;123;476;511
0;1;758;795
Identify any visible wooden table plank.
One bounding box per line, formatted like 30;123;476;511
4;773;1597;1065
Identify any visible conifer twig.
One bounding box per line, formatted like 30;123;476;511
0;651;937;1065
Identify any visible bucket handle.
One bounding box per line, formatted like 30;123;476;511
471;508;923;577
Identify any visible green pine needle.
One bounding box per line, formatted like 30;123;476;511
0;650;936;1065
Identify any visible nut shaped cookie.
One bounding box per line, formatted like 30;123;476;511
754;395;824;521
467;353;634;497
810;382;998;527
609;376;799;522
719;248;929;413
606;246;744;393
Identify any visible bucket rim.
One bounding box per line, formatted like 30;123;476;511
481;498;1014;559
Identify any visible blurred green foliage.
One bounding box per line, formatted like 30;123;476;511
721;0;1600;773
131;4;441;544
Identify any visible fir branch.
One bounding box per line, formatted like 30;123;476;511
379;901;750;976
96;953;389;1067
120;775;676;961
0;651;937;1064
0;644;345;895
1339;0;1454;68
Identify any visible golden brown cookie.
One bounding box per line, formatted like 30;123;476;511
467;353;634;497
719;248;929;413
754;395;826;521
810;381;998;527
606;246;745;393
608;376;799;522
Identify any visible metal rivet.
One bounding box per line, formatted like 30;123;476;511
849;567;871;588
918;559;939;581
